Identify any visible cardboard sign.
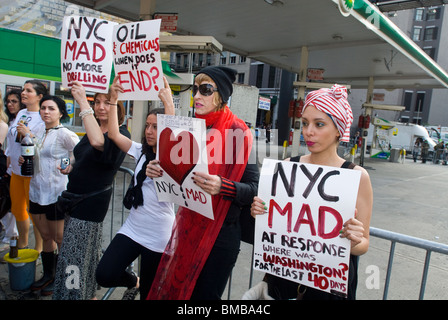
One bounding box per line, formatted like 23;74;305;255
61;16;116;93
113;19;163;100
253;159;361;297
154;114;213;219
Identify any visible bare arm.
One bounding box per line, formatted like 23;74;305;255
0;121;8;145
340;167;373;256
71;81;105;151
158;76;175;116
107;77;132;153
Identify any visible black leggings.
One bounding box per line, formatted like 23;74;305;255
190;223;241;300
96;233;162;300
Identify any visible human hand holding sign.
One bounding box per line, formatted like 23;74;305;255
146;159;162;179
339;211;365;249
192;172;222;196
109;77;124;103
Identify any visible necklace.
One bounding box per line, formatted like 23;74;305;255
45;125;62;131
41;125;62;147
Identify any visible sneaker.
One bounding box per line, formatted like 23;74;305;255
30;275;53;291
121;286;139;300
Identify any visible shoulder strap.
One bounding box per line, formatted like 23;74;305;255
290;156;355;169
341;161;356;169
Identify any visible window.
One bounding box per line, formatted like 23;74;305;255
239;56;247;63
412;27;422;41
229;53;236;64
400;116;409;124
237;73;245;84
182;54;189;69
206;54;212;66
403;91;412;111
220;52;227;65
415;92;425;113
424;27;438;41
423;47;436;59
415;8;424;21
426;8;439;21
175;53;182;68
256;64;264;88
268;66;276;88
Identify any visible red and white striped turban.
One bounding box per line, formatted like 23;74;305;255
303;84;353;142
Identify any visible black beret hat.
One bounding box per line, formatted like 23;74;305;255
196;66;237;103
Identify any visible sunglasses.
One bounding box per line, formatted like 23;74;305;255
193;84;218;96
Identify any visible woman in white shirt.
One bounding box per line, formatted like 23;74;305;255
6;80;46;252
95;77;175;300
27;95;79;296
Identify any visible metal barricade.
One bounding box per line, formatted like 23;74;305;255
101;166;134;300
369;227;448;300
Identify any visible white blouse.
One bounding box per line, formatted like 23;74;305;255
5;109;45;176
117;141;175;253
29;126;79;205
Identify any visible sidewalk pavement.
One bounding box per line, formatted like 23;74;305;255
1;143;448;300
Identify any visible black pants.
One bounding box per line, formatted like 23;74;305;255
96;233;162;300
190;223;241;300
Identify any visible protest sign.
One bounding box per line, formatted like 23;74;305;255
112;19;163;100
154;114;213;219
61;16;116;93
253;159;361;297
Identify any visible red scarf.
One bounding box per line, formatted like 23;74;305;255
147;106;252;299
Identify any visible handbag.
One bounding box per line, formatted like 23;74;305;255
0;175;11;220
56;186;112;216
123;179;134;210
123;153;144;210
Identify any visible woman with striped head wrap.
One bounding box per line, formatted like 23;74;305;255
249;84;373;300
302;84;353;143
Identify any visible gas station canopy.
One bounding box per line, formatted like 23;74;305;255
65;0;448;90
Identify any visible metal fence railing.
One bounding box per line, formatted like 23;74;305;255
369;226;448;300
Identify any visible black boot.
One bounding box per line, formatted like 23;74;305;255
41;253;58;296
31;251;56;291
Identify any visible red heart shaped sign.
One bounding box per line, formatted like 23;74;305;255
159;127;199;185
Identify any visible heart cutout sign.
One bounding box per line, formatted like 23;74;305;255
158;127;199;185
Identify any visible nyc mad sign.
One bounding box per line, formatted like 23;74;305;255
154;114;213;219
61;16;116;93
113;19;163;100
253;159;361;298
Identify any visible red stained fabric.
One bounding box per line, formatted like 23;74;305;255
147;106;252;300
